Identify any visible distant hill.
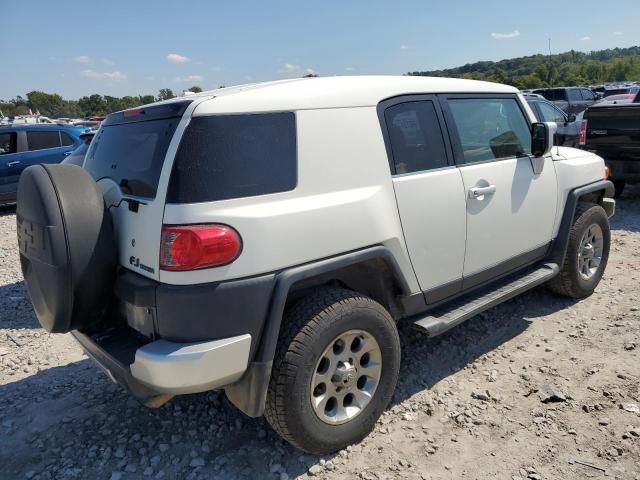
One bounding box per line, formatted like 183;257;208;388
408;46;640;89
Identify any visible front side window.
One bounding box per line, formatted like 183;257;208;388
385;101;448;174
167;112;297;203
537;101;567;123
0;132;17;155
567;89;582;102
26;131;62;151
447;98;532;164
581;89;595;101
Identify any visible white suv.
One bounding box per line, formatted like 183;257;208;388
16;76;615;454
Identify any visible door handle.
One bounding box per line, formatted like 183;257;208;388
63;151;72;156
6;161;21;167
469;185;496;199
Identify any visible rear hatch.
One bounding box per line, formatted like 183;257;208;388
83;99;202;280
585;104;640;161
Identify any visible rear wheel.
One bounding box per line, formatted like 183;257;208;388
265;287;400;455
547;203;610;299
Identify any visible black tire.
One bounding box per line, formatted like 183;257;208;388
16;164;116;333
547;203;610;299
612;179;626;198
265;287;400;455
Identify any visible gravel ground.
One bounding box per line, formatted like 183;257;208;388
1;187;639;480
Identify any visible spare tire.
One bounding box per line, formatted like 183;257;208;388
16;164;117;333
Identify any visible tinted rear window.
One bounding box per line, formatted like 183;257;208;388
167;112;297;203
587;107;640;130
84;118;180;198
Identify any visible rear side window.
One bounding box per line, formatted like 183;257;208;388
384;101;448;174
60;132;75;146
27;131;61;151
447;98;531;164
0;132;17;155
167;112;297;203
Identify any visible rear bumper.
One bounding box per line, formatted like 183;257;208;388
72;329;251;397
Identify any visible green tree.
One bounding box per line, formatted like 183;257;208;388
78;94;108;116
188;86;203;93
157;88;176;101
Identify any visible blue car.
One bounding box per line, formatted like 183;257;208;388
0;124;88;205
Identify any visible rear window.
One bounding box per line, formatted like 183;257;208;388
84;118;180;198
167;112;297;203
587;106;640;130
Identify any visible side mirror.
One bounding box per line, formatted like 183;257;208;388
530;122;557;175
567;113;577;122
531;122;556;157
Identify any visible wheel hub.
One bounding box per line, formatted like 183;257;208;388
310;329;382;425
578;223;604;280
332;361;358;389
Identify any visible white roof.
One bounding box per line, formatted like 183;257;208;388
190;75;518;115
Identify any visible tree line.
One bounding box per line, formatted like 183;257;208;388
408;46;640;89
0;86;203;119
3;46;639;118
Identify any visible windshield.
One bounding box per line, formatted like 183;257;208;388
84;118;180;198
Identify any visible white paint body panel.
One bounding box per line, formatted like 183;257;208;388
392;168;467;291
458;156;557;275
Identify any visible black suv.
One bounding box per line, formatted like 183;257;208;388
531;87;597;115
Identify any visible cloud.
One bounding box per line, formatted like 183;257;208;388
279;63;317;76
400;45;410;50
80;69;127;81
580;36;591;41
102;58;115;66
491;30;520;40
176;74;204;82
613;31;623;36
344;67;356;72
167;53;190;64
74;55;92;65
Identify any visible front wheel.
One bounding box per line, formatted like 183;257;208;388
547;203;610;298
265;288;400;455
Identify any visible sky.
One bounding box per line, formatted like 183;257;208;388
1;0;639;100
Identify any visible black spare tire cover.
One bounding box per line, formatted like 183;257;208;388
16;164;117;333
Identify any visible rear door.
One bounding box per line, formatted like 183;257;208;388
22;129;76;173
381;96;467;301
440;94;557;287
83;100;197;280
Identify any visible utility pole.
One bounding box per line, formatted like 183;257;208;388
548;37;554;88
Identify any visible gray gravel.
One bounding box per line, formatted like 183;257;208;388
1;186;639;479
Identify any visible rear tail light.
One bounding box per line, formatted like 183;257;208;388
160;224;242;271
578;120;588;146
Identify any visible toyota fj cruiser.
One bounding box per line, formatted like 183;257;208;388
16;76;615;455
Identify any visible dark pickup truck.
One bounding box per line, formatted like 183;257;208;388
582;93;640;196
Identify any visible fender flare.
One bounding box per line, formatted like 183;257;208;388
548;179;614;266
225;245;413;417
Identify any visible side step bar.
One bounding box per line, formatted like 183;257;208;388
414;263;559;337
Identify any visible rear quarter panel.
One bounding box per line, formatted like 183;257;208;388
161;107;419;291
